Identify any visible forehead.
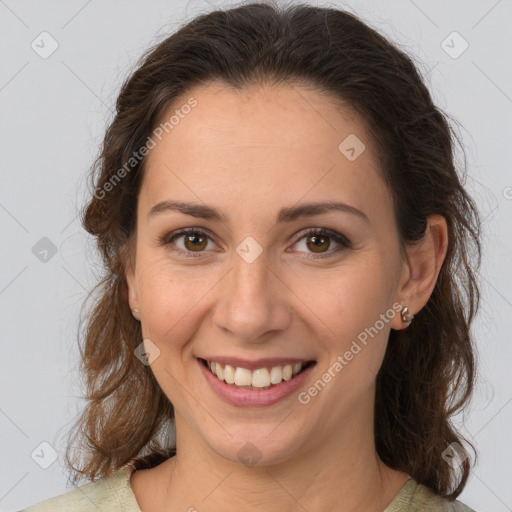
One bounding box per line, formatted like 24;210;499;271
151;80;367;157
139;81;392;226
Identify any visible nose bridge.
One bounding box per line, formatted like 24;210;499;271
231;245;271;305
212;242;291;342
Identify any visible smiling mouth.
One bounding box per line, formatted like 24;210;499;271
199;358;316;390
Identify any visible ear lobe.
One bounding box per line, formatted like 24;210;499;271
393;214;448;329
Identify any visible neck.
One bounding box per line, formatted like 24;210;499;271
146;402;409;511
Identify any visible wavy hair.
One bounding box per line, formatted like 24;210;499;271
64;1;481;500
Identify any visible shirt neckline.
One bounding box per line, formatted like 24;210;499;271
116;465;417;512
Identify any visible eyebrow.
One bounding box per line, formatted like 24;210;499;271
147;200;370;224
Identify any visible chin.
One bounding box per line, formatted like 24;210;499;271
202;422;313;468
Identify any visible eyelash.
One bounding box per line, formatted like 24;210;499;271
161;227;352;260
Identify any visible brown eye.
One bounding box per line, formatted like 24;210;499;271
306;233;331;253
163;227;350;260
293;228;351;259
183;232;208;251
163;228;214;257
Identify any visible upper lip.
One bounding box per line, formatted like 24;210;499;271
198;356;315;371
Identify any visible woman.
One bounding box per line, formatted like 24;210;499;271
21;1;481;510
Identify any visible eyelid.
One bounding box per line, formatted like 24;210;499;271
290;227;352;259
160;227;217;257
161;226;351;258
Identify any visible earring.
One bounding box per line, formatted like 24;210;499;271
401;306;414;323
133;308;140;314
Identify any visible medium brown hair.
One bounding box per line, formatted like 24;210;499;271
65;1;481;500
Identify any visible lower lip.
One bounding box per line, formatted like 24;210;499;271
198;359;315;407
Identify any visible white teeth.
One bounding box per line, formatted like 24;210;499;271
205;360;306;388
252;368;271;388
234;367;252;386
270;366;283;384
224;364;235;384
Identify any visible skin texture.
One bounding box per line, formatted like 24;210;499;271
126;81;448;512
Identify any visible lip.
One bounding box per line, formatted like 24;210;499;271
198;357;316;407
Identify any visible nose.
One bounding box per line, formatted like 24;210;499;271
211;249;292;344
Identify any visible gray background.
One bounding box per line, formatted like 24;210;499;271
1;0;511;510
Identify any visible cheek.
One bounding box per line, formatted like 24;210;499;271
136;239;399;367
134;262;207;405
135;255;221;355
307;256;394;330
303;253;397;376
304;271;395;412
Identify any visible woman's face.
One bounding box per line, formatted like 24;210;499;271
126;81;409;466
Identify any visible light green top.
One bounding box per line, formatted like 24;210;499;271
19;466;476;511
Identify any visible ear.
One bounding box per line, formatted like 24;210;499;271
125;250;141;321
391;214;449;330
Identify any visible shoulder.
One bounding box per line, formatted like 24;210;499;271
386;478;477;512
18;466;141;512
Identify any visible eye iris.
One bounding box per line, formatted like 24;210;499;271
178;231;337;254
307;234;330;253
184;232;207;251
